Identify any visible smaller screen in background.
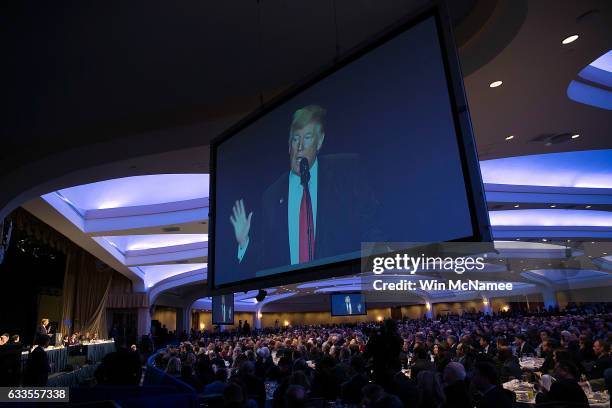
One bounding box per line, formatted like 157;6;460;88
331;293;367;316
212;293;234;325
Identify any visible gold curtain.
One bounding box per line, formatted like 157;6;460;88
59;248;113;338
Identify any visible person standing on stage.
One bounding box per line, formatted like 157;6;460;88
35;318;52;344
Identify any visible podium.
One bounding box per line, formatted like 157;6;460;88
51;332;63;347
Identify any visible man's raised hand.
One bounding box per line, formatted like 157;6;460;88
230;199;253;247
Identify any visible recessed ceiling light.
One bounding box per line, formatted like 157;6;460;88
571;134;580;139
586;205;592;209
489;80;503;88
542;238;548;242
550;205;556;208
505;135;514;140
562;35;579;45
514;204;520;208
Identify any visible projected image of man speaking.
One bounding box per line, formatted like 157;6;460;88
229;105;377;272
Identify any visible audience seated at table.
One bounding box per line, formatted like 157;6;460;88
143;308;610;408
2;306;611;407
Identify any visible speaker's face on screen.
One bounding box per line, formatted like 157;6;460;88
289;122;324;176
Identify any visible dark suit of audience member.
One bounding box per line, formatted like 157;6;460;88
410;344;436;382
477;386;513;408
496;347;522;382
590;352;612;380
472;362;513;408
516;339;535;358
238;361;266;408
389;372;419;407
24;343;49;386
443;380;472;408
341;356;369;405
538;378;589;408
0;343;22;386
363;320;402;390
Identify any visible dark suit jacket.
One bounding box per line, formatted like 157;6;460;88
35;325;49;343
245;154;380;270
24;347;49;386
542;379;589;408
443;380;472;408
517;342;535;358
590;354;612;380
477;386;513;408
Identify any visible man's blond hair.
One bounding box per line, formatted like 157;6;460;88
289;105;326;141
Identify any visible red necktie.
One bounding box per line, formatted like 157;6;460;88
299;184;314;263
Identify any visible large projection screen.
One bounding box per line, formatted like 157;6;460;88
210;6;490;292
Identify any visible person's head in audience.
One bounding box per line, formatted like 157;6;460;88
472;362;499;392
553;349;572;365
497;346;514;363
166;355;182;375
0;333;9;346
553;360;580;380
540;330;549;342
456;343;466;357
514;334;527;348
541;339;556;355
41;318;49;328
10;334;19;344
239;360;255;376
446;335;457;347
284;384;306;408
443;362;466;385
479;336;490;349
413;344;428;361
361;384;384;408
130;344;137;352
496;337;508;349
433;343;440;356
594;339;609;357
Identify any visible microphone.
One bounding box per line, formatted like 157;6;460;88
299;157;310;186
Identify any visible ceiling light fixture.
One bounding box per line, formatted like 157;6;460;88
489;80;503;88
514;204;520;208
571;134;580;139
550;205;556;208
562;35;579;45
505;135;514;140
542;238;548;242
586;205;592;209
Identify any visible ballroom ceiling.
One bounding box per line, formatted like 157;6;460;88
5;0;612;311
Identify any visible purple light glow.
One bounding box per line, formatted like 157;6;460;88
480;150;612;188
489;209;612;227
57;174;209;211
99;234;208;252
